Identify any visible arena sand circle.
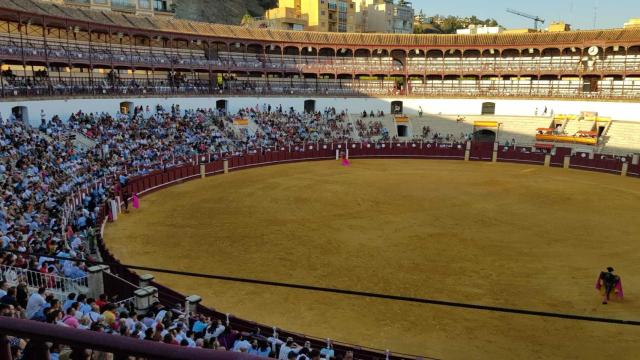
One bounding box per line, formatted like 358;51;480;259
104;159;640;359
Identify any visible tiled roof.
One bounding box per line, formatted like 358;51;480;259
3;0;640;47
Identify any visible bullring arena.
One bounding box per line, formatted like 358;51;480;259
104;159;640;359
1;0;640;359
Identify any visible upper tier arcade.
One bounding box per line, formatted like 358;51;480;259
2;0;640;100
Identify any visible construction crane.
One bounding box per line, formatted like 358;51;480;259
506;8;545;30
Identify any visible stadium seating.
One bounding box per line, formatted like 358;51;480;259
1;1;640;358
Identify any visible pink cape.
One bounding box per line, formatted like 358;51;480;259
341;158;350;167
595;274;624;299
132;194;140;209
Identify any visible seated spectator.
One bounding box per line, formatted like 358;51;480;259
1;286;18;307
26;287;47;319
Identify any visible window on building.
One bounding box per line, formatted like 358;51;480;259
154;0;167;11
112;0;139;10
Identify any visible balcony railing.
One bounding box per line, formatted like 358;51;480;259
0;265;89;297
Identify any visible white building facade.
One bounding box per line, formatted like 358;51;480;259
356;0;414;34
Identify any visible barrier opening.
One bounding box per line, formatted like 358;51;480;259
11;106;28;123
397;124;409;137
216;100;228;112
304;99;316;113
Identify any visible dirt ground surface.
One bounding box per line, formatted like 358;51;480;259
104;160;640;360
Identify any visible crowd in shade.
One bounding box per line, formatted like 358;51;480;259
1;284;339;359
0;103;394;359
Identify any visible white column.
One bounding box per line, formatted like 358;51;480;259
87;265;109;299
143;286;159;304
491;142;498;163
139;274;155;288
134;287;152;314
223;159;229;174
563;155;571;169
185;295;202;314
621;162;629;177
109;199;118;221
464;141;471;161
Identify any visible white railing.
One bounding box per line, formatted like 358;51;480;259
114;297;135;308
0;265;89;296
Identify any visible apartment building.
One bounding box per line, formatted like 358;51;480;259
43;0;175;17
355;0;413;34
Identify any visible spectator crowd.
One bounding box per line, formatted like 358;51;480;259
0;102;418;359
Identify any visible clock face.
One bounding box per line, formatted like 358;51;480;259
588;46;599;56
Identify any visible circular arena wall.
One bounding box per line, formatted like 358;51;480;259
101;147;640;360
3;97;640;126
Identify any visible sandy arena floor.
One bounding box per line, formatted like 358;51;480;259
104;160;640;359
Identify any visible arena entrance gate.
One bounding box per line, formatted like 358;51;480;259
391;101;403;115
481;102;496;115
11;106;28;123
397;124;410;137
304;99;316;113
469;142;495;161
473;129;497;143
119;102;133;116
216;100;228;112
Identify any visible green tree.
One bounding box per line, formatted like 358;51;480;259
240;13;254;26
430;14;501;34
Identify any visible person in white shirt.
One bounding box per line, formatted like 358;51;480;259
87;304;102;324
320;342;335;359
233;334;252;352
26;287;47;319
205;319;225;340
279;338;300;360
185;331;197;347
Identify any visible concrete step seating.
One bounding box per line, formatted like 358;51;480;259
562;119;595;136
602;121;640;155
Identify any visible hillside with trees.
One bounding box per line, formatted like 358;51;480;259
415;15;501;34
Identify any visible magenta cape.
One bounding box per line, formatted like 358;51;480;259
132;194;140;209
595;274;624;299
